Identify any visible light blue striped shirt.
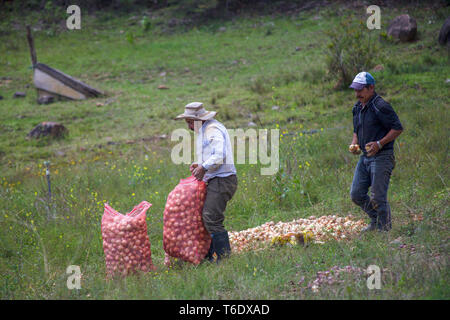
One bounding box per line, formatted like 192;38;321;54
196;119;236;182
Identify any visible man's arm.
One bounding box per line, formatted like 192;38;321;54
350;105;361;154
379;128;403;147
192;125;226;181
201;125;226;171
349;133;361;154
366;128;403;157
366;101;403;157
351;132;358;145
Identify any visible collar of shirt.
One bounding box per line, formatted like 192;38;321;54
356;91;378;111
200;119;213;132
365;92;379;109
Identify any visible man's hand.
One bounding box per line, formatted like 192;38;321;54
349;144;361;155
190;163;198;173
365;141;380;157
349;133;361;155
192;164;206;181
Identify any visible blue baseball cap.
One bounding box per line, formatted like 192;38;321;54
349;71;375;90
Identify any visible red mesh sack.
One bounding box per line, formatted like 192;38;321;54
163;175;211;265
101;201;155;277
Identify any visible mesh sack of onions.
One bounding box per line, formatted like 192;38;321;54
102;201;155;277
163;175;211;265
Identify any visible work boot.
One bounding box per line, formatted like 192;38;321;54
211;231;231;263
361;218;377;233
377;210;392;232
386;204;392;230
203;241;215;263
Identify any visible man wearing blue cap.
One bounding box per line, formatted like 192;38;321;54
348;72;403;232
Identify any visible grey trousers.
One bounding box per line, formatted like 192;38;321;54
202;175;238;234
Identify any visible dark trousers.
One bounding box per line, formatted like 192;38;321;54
202;175;238;234
350;151;395;230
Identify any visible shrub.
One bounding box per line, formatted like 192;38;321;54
324;19;380;89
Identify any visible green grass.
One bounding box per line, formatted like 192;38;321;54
0;2;449;299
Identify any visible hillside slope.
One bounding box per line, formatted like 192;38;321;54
0;2;448;300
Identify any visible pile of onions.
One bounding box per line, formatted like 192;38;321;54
102;201;155;277
229;215;366;253
163;176;211;265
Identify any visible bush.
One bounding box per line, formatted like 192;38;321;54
324;19;380;89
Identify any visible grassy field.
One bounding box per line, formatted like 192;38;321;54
0;2;449;300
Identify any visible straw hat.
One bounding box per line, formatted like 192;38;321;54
174;102;217;121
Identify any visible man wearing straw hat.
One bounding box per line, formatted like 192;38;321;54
175;102;237;262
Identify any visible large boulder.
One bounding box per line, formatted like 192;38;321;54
27;122;68;139
387;14;417;42
438;16;450;46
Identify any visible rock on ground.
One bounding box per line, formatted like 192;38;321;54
37;96;55;105
27;122;68;139
13;91;26;98
387;14;417;42
438;16;450;46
